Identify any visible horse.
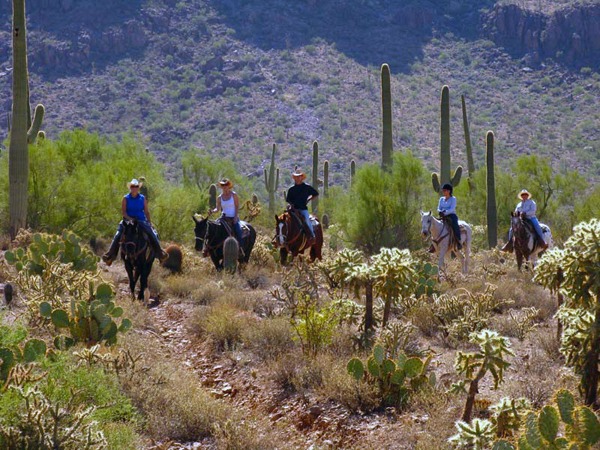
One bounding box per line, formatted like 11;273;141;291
121;219;155;303
193;214;256;271
509;212;553;271
273;208;323;265
420;210;472;275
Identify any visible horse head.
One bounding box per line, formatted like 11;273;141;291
193;214;208;252
122;219;141;259
273;213;289;248
420;210;433;239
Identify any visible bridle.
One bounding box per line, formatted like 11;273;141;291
122;222;148;260
275;213;306;249
422;214;451;246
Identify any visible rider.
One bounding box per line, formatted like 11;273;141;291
438;183;462;250
102;179;168;266
285;170;319;245
501;189;548;252
212;179;243;249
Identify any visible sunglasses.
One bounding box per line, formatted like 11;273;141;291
131;185;140;189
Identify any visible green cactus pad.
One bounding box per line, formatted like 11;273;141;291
39;301;52;318
404;358;424;378
54;335;75;350
539;406;559;443
347;358;364;381
579;407;600;446
22;339;46;362
525;412;543;449
367;358;380;378
51;309;70;328
373;345;384;365
119;318;133;333
556;390;575;425
0;347;16;380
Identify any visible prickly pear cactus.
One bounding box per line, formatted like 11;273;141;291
5;230;98;275
0;337;46;381
40;282;132;348
223;236;239;274
347;344;432;407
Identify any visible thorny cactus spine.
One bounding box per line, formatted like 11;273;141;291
381;63;393;171
264;144;279;214
223;236;239;274
432;85;462;193
486;131;497;248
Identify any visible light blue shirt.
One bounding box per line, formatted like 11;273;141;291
516;199;537;218
438;196;457;215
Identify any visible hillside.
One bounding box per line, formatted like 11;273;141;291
0;0;599;191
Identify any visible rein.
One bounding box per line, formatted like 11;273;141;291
429;218;450;246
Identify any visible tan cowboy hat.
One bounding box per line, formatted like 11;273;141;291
518;189;531;199
219;179;233;188
292;170;307;181
127;178;142;189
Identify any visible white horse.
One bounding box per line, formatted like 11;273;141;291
420;210;472;274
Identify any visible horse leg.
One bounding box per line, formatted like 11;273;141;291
243;231;256;264
463;243;470;274
438;247;447;276
209;252;222;271
516;251;523;272
133;269;142;301
124;262;135;299
280;248;288;266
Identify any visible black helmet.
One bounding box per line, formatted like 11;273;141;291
442;183;453;193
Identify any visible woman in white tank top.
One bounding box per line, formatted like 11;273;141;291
213;179;243;246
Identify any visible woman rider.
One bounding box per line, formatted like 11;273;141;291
102;179;168;265
438;183;462;250
501;189;548;252
212;179;243;248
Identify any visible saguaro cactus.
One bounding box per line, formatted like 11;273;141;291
223;237;239;273
323;160;329;198
208;184;217;210
381;63;393;171
432;86;462;193
461;95;475;176
264;144;279;214
312;141;319;215
350;159;356;186
486;131;497;248
9;0;45;238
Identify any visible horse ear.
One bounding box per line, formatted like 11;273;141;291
428;210;432;216
274;214;279;222
419;209;423;216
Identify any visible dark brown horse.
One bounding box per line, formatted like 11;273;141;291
509;211;553;271
121;219;155;304
273;209;323;265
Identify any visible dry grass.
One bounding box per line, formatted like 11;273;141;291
242;317;295;360
189;302;256;351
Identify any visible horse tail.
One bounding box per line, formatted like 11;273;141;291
244;226;257;263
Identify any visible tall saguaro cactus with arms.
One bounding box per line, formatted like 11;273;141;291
264;144;279;214
9;0;45;238
432;86;462;193
461;94;475;176
312;141;319;215
486;131;497;248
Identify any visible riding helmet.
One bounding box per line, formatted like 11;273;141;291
442;183;453;194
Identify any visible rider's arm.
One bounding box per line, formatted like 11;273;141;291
213;196;222;214
122;197;132;221
446;197;457;215
437;197;444;213
526;200;537;217
233;193;240;222
144;197;152;224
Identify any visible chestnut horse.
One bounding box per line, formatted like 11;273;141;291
509;212;553;271
273;209;323;265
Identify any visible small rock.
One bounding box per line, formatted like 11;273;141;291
309;406;322;418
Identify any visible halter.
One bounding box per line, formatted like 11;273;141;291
121;223;149;260
276;213;307;250
423;215;451;247
201;220;228;255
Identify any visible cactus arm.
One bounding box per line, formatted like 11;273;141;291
381;63;393;171
27;103;44;144
461;95;475;175
451;166;463;187
9;0;30;238
432;173;441;194
275;168;279;191
264;168;268;190
486;131;497;248
323;160;329;198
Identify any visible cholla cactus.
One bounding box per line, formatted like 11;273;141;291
490;397;531;438
534;219;600;406
451;330;514;422
449;419;496;450
0;338;46;382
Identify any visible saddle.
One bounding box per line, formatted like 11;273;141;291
520;217;548;247
288;209;318;231
439;215;465;249
217;216;251;239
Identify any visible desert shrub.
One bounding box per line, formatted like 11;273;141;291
191;303;253;351
334;153;430;253
243;317;295;360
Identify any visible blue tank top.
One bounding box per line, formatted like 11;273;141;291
125;193;146;221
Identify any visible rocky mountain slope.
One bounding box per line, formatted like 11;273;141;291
0;0;599;185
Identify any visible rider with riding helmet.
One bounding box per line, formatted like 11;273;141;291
438;183;462;250
286;170;319;245
501;189;548;252
102;178;168;265
212;179;244;249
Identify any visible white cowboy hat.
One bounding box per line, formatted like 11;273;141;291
518;189;531;199
218;179;233;188
127;178;142;189
292;170;307;181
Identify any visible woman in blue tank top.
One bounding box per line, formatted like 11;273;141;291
102;179;168;265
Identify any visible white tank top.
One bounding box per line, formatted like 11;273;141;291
221;194;236;217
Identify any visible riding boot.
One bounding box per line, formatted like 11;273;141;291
456;241;462;250
147;229;169;263
428;244;435;253
501;240;514;253
539;239;548;250
102;236;121;266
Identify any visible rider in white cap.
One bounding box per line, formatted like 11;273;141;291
102;179;168;265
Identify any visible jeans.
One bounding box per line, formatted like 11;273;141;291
509;217;544;241
232;220;243;246
299;209;314;237
112;220;162;253
446;214;461;243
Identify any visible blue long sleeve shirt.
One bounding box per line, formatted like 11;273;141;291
438;196;457;215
